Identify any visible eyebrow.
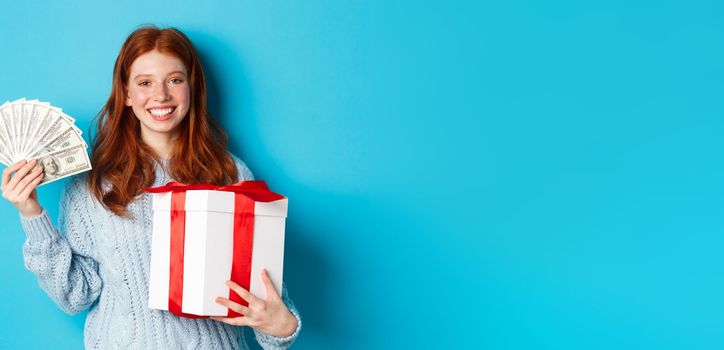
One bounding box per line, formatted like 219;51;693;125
132;70;186;80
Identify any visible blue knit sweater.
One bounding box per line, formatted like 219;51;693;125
18;157;301;349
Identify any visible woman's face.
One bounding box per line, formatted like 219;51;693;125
125;49;190;142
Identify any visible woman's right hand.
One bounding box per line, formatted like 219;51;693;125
1;159;44;217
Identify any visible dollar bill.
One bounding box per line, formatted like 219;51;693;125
23;109;74;161
22;102;53;160
28;127;86;159
0;103;16;161
36;144;92;186
0;101;12;164
0;139;11;166
10;98;25;159
18;100;37;158
0;129;12;166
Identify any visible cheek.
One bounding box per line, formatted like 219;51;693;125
179;87;190;105
128;90;148;108
176;87;191;114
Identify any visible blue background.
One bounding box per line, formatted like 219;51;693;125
0;0;722;349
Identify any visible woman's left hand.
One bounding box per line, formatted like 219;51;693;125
211;269;298;338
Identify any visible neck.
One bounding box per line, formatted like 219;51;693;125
141;129;177;160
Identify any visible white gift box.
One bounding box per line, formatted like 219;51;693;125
148;187;288;316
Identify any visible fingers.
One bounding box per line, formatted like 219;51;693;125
17;164;42;188
215;296;250;316
5;159;38;192
210;315;252;327
261;269;281;301
211;274;293;335
212;295;256;327
17;172;44;200
2;160;28;189
226;280;259;305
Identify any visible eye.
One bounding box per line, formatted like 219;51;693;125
138;80;151;87
170;78;185;84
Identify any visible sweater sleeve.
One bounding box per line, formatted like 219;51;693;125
20;177;103;315
253;284;302;350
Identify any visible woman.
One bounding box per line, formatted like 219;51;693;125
0;26;300;349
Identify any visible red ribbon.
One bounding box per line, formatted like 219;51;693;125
145;181;285;318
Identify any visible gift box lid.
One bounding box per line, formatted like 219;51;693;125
254;197;288;218
152;190;288;217
184;190;235;213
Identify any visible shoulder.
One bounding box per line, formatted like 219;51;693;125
229;153;255;181
59;173;96;207
62;173;90;196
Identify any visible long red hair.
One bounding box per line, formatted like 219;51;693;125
89;26;238;216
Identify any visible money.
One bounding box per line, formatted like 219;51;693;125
37;144;92;186
0;99;92;186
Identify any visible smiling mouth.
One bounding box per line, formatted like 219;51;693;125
147;107;176;119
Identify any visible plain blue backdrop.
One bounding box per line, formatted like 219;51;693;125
1;0;723;349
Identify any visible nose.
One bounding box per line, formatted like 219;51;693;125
153;82;170;101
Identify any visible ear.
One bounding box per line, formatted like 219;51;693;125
125;93;132;107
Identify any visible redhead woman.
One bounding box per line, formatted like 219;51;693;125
0;26;300;349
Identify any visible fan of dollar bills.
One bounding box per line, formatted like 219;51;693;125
0;98;92;186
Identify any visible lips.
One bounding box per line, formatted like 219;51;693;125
147;106;176;121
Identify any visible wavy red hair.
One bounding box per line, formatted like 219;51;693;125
89;26;238;216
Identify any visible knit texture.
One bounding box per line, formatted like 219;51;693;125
19;157;301;349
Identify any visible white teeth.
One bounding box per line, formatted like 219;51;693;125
149;107;173;117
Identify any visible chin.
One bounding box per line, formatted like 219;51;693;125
142;120;184;136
